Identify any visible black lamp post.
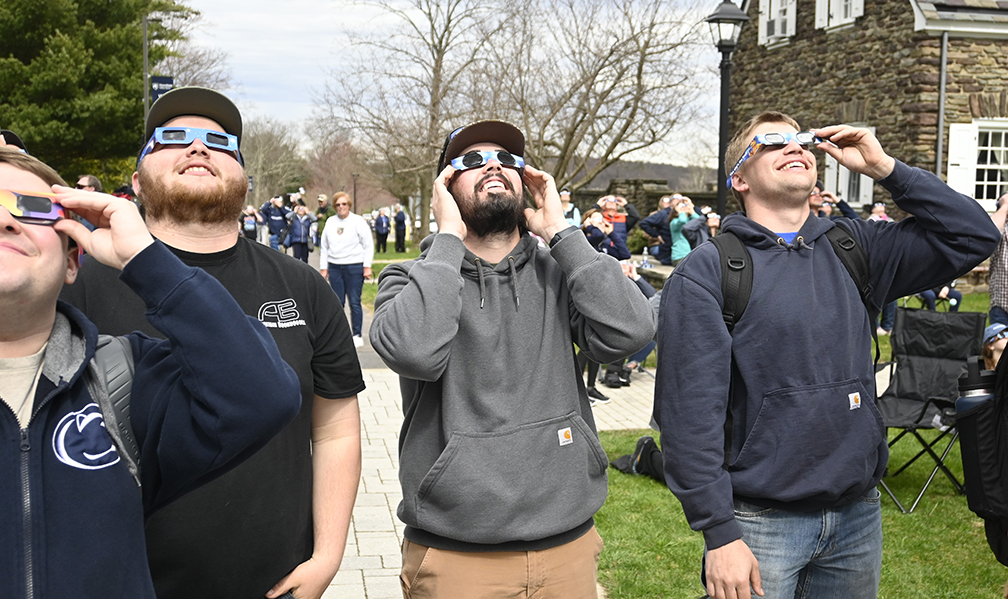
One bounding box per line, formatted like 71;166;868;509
705;1;749;216
351;173;359;205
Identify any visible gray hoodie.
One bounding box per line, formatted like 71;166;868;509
371;231;656;549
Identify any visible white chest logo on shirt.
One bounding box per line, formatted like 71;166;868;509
258;298;307;329
849;392;861;410
53;403;120;471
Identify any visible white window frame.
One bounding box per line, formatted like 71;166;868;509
824;124;875;210
758;0;796;46
815;0;864;30
947;119;1008;211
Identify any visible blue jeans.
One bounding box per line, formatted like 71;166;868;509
269;234;281;251
328;262;364;336
991;306;1008;326
627;340;656;365
708;488;882;599
878;300;896;331
920;288;961;311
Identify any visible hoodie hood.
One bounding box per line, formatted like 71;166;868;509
42;302;97;390
721;210;837;251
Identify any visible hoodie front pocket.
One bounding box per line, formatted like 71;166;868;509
730;378;885;503
414;412;608;545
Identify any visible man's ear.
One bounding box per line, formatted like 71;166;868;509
131;170;142;197
64;243;80;285
730;173;750;194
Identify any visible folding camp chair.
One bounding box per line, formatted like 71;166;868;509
875;307;986;513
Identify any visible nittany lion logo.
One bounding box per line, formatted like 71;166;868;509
52;403;119;471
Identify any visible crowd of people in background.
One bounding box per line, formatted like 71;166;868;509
7;85;1008;599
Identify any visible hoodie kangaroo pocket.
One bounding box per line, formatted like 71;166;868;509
730;378;885;503
414;412;608;545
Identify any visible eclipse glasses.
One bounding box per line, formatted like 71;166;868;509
0;190;65;225
138;127;243;166
450;150;525;172
727;131;823;188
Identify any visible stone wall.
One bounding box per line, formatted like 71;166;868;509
729;0;1008;206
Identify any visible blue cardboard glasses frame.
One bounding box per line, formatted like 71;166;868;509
138;127;243;166
727;131;822;189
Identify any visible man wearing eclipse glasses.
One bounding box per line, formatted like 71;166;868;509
0;147;301;598
655;111;1000;599
370;121;656;597
60;87;364;599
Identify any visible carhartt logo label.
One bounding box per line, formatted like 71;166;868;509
53;403;119;471
258;299;306;329
558;427;573;446
849;392;861;410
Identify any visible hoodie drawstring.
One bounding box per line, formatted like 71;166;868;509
472;256;520;310
776;235;811;251
508;256;519;309
474;258;487;309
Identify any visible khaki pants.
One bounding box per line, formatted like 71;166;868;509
400;527;603;599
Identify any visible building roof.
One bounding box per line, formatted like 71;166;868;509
913;0;1008;36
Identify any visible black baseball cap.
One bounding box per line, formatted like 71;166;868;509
145;87;243;147
437;120;525;172
1;129;28;153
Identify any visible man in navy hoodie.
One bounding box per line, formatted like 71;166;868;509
0;147;300;598
656;111;1000;599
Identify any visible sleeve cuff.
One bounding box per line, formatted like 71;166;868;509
702;518;743;551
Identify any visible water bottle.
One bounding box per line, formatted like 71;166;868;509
641;252;651;269
957;356;996;415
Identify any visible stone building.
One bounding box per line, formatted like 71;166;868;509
730;0;1008;213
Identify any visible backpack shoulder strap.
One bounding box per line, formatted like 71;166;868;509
824;223;880;363
824;224;873;312
710;232;753;335
86;334;140;486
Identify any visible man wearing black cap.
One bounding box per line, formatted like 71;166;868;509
370;121;656;597
60;87;365;599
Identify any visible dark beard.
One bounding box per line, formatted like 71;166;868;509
137;165;248;225
452;174;527;239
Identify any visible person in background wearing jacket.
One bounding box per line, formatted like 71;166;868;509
284;204;318;263
668;194;702;265
638;195;675;264
370;120;655;598
0;146;300;599
374;207;391;253
683;211;722;249
656;111;1000;599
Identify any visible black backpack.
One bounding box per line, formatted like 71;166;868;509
709;224;877;464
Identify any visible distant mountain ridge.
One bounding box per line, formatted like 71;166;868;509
575;159;715;193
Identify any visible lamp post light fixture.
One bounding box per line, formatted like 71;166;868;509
705;1;750;217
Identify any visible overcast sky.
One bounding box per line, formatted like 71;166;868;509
183;0;721;167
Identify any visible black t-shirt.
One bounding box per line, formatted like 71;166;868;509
60;236;365;599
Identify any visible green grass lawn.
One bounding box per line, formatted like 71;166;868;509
596;421;1007;598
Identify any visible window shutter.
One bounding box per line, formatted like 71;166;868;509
827;154;851;203
857;173;874;206
851;0;864;19
824;153;839;193
947;123;979;198
784;0;797;37
758;0;769;45
816;0;829;29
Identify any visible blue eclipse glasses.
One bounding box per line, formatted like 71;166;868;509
727;131;822;188
1;189;65;225
450;150;525;172
138;127;243;166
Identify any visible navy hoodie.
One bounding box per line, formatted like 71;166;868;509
0;242;301;599
656;160;1000;550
